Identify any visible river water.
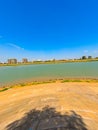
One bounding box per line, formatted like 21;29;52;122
0;61;98;86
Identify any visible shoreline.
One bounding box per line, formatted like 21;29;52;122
0;78;98;92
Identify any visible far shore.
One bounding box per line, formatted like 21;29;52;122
0;59;98;67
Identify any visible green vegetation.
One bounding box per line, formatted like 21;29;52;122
0;87;9;92
82;56;87;59
62;79;83;82
19;83;26;87
61;79;98;83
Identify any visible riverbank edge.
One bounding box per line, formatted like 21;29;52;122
0;78;98;92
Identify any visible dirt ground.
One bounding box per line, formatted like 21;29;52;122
0;82;98;130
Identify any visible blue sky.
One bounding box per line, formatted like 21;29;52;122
0;0;98;62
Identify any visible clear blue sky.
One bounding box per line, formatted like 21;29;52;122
0;0;98;62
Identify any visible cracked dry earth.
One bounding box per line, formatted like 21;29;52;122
0;82;98;130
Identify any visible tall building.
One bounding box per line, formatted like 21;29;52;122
22;58;28;63
8;59;17;64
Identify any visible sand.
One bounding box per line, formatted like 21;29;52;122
0;82;98;130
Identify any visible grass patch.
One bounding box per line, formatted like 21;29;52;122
19;83;26;87
71;80;82;82
0;87;9;92
61;80;71;82
61;79;82;82
61;79;98;83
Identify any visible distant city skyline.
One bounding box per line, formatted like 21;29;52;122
0;55;98;64
0;0;98;62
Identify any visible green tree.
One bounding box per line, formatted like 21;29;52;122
82;56;87;59
88;56;92;59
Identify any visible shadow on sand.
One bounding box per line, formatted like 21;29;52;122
6;106;88;130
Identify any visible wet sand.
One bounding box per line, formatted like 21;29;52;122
0;82;98;130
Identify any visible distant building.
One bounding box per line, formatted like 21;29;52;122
22;58;28;63
8;59;17;64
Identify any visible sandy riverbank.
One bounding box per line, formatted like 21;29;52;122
0;82;98;130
